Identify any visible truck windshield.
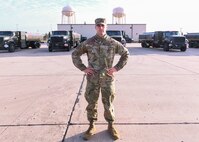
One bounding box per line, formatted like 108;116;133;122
52;31;68;36
0;31;13;36
106;31;121;36
165;31;181;37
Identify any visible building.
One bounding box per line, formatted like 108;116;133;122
57;5;146;42
57;23;146;42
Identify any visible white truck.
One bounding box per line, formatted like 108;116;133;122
106;30;126;46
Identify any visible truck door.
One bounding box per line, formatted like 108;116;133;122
69;30;73;46
15;32;21;47
18;32;27;49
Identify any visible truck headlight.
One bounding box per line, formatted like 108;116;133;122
4;44;9;48
4;37;10;40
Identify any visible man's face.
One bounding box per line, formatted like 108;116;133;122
95;24;107;37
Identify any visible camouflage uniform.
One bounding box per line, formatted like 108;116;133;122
72;34;129;123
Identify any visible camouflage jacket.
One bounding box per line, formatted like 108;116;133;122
72;34;129;72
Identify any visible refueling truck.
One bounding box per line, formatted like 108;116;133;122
47;30;81;52
139;32;154;48
184;33;199;48
0;31;42;52
106;30;126;47
25;33;43;49
152;31;187;51
139;31;187;51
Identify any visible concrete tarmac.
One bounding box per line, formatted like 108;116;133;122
0;43;199;142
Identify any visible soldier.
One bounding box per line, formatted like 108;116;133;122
72;18;129;140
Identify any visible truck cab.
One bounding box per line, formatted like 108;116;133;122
0;31;28;52
153;31;187;51
48;30;81;52
106;30;126;47
0;31;42;52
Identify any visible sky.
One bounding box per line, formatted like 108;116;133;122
0;0;198;34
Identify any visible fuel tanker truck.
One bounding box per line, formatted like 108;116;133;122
47;30;81;52
26;32;43;49
0;31;43;52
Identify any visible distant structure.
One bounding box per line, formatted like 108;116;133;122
61;5;76;24
58;4;146;42
112;7;126;24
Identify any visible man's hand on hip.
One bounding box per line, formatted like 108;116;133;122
107;67;117;76
83;67;95;75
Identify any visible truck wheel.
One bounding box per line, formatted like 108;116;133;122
75;41;80;47
189;43;193;48
146;44;150;48
48;46;53;52
152;43;156;48
8;43;15;52
141;42;146;48
30;42;36;49
180;46;187;52
67;45;71;51
34;42;41;48
163;43;169;51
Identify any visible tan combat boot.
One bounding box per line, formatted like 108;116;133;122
83;122;96;140
108;122;120;140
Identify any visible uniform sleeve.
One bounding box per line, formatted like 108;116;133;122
114;43;129;71
71;43;87;71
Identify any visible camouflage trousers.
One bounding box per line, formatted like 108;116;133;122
85;72;115;123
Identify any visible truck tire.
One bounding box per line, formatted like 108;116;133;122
66;44;71;51
180;46;187;52
141;42;146;48
152;43;157;48
75;41;80;48
48;46;53;52
189;43;192;48
30;42;36;49
8;43;15;52
34;42;41;48
145;43;150;48
163;43;169;51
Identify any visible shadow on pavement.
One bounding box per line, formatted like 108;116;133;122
62;130;114;142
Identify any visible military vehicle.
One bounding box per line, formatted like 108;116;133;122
0;31;42;52
106;30;126;46
184;33;199;48
124;34;133;43
138;32;154;48
47;30;81;52
152;31;187;51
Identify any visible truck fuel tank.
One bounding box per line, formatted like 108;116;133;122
26;33;43;42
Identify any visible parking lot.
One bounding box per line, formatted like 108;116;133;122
0;43;199;142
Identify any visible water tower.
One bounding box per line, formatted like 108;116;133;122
61;5;76;24
112;7;126;24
